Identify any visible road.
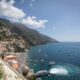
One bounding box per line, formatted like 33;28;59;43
0;59;26;80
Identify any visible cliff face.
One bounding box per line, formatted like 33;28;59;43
0;18;58;52
0;23;26;52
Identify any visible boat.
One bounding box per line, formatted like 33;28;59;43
48;61;55;66
36;70;49;77
40;59;45;62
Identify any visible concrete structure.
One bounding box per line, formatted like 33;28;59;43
0;59;26;80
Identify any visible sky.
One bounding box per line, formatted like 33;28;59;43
0;0;80;42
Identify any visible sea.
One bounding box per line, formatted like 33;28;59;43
27;42;80;80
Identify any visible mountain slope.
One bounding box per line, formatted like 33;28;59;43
0;18;58;52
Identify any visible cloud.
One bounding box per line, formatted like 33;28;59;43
30;0;36;7
22;16;48;28
30;3;33;7
0;0;48;28
0;0;26;19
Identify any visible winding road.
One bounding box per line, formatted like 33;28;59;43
0;59;26;80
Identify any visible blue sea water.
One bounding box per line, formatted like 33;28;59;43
27;43;80;80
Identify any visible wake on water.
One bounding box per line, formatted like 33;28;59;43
49;66;68;75
49;64;80;76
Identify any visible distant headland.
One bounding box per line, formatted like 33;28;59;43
0;18;58;53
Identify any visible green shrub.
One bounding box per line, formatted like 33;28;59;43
0;63;4;79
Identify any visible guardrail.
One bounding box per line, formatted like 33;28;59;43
0;59;27;80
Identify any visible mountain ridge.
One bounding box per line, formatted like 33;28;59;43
0;18;58;52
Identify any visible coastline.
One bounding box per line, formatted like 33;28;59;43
0;49;37;80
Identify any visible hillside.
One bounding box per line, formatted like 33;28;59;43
0;18;58;52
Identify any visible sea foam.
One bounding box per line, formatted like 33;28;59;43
49;66;69;75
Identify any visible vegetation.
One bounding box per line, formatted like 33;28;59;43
0;63;4;79
0;18;58;52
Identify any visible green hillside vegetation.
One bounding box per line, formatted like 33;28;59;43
0;18;58;52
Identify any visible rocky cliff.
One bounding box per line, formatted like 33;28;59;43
0;18;58;52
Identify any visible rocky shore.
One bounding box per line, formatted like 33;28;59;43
0;51;38;80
